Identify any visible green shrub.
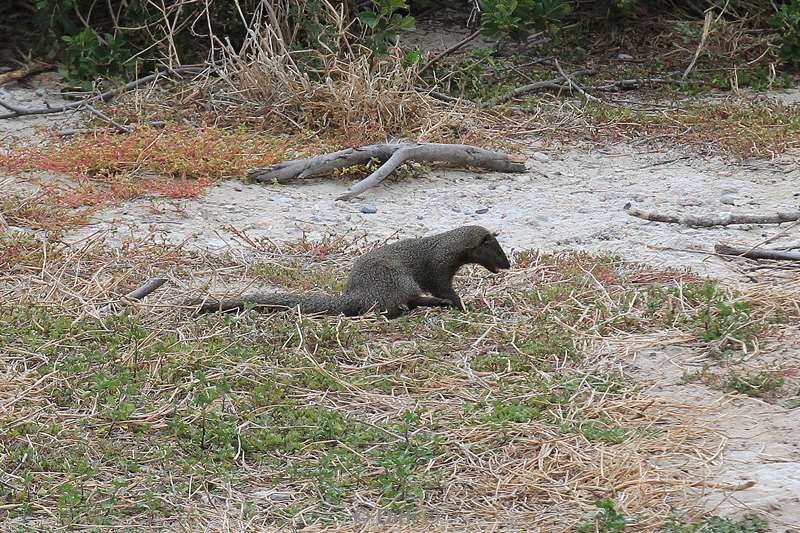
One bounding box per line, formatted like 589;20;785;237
772;0;800;66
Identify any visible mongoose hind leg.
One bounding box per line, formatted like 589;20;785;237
408;295;454;308
428;286;464;311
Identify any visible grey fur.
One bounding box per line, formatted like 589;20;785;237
186;225;510;318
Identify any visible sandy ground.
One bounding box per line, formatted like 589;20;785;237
2;69;800;529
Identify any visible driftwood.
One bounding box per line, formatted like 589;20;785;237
0;66;203;119
98;277;168;314
626;206;800;227
248;143;527;201
715;244;800;262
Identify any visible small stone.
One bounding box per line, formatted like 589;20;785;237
617;53;634;61
488;184;497;190
417;214;424;220
234;187;243;192
475;207;489;214
721;194;737;206
678;197;703;207
497;185;510;193
34;88;45;97
531;151;550;163
360;205;377;214
631;194;644;202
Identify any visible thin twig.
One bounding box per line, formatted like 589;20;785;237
419;29;481;75
553;58;601;103
84;105;132;134
682;11;713;80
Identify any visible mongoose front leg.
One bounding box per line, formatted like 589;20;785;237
408;295;454;309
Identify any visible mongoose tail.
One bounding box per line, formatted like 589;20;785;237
185;292;360;316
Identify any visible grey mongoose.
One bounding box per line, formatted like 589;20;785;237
186;225;511;318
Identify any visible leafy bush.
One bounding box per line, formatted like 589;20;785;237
358;0;416;54
479;0;571;39
60;28;134;89
771;0;800;66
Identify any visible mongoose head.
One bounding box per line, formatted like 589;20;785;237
463;226;511;273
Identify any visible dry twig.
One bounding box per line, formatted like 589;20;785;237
715;244;800;262
419;29;481;75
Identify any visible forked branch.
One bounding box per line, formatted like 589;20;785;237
247;143;527;201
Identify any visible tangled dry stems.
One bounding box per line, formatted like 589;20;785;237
2;227;798;531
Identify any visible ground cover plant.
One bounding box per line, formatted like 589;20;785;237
1;227;797;531
2;0;800;531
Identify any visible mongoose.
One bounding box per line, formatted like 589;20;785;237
186;225;510;319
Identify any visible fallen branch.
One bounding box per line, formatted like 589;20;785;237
0;66;204;119
489;68;596;105
626;206;800;227
715;244;800;262
98;277;168;314
594;78;692;91
0;61;51;87
248;143;527;201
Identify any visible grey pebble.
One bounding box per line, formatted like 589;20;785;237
531;152;550;163
35;88;45;97
476;207;489;214
488;184;497;190
360;205;377;214
617;53;634;61
496;185;511;193
721;194;737;206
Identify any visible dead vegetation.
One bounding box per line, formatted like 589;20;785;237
2;227;798;530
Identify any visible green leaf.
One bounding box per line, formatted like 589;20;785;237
398;15;416;31
358;10;380;29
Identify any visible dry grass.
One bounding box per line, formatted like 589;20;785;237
1;230;798;531
512;97;800;159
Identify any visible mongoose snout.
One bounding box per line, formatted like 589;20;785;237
186;225;510;319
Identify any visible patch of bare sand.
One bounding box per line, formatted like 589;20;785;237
619;327;800;529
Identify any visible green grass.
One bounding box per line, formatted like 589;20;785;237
0;239;794;530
